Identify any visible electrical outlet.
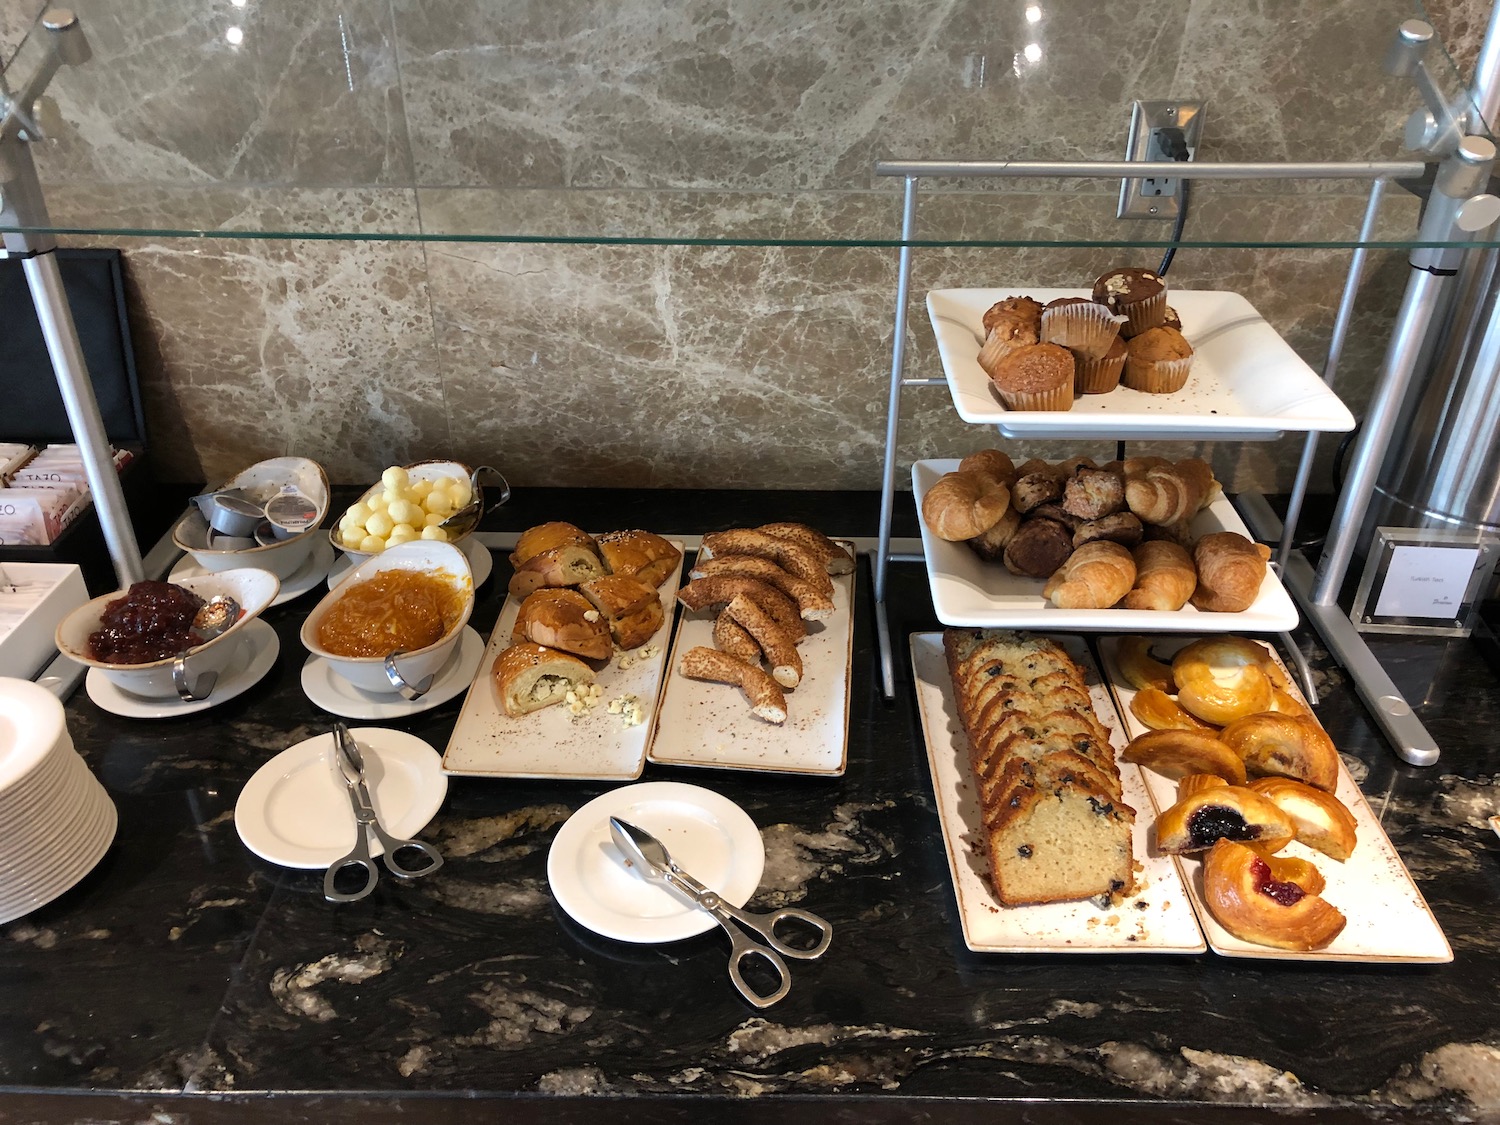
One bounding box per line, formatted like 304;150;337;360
1117;100;1204;220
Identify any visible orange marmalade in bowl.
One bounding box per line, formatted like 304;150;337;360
317;569;467;657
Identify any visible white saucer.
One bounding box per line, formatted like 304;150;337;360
299;626;485;720
327;535;492;591
234;728;447;868
85;619;281;719
547;781;765;944
170;538;335;607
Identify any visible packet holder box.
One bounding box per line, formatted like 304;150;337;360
0;563;88;680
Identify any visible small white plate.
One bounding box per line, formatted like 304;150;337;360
328;535;492;592
84;619;280;719
913;459;1299;632
926;287;1356;439
170;538;335;606
547;781;765;944
909;632;1205;954
234;727;447;869
300;625;485;720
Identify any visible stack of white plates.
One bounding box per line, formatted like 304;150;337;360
0;678;117;925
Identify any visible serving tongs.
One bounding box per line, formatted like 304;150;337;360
608;816;832;1007
323;723;443;902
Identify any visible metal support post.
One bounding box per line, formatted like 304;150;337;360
873;177;918;700
0;10;143;590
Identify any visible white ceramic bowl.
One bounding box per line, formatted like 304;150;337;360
329;459;480;566
56;570;281;699
173;457;331;580
300;540;474;695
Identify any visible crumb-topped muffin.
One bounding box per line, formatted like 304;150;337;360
982;296;1044;337
1124;326;1194;394
977;311;1041;376
1093;267;1168;337
989;342;1075;412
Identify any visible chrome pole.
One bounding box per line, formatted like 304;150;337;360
873;176;919;700
1;10;142;590
1314;138;1500;607
21;253;143;588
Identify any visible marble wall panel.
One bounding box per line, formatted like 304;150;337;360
0;1;41;65
19;0;1493;495
25;0;411;186
48;189;447;485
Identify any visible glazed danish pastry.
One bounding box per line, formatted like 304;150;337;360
1154;785;1295;855
1202;839;1346;951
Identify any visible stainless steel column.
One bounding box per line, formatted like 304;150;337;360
0;10;143;590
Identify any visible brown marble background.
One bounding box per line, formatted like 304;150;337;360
2;0;1491;490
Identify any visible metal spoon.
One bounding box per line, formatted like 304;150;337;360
172;594;242;702
437;465;511;533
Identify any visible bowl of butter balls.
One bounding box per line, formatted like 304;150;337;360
330;460;483;565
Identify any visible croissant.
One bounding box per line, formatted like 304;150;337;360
1122;539;1197;611
1191;532;1271;613
921;470;1011;541
1042;541;1136;609
1125;458;1216;525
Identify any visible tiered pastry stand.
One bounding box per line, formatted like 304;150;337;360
866;139;1500;768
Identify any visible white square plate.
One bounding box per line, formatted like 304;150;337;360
909;632;1205;954
440;543;685;780
647;547;856;776
913;459;1299;632
926;288;1356;440
1095;633;1451;963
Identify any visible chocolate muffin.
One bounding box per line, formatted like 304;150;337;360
1010;470;1065;513
1073;512;1144;549
1003;517;1076;578
1092;267;1168;337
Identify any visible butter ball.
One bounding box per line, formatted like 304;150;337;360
359;534;386;554
420;524;449;541
381;466;410;492
364;510;395;538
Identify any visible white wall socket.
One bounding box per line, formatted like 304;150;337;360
1117;100;1204;220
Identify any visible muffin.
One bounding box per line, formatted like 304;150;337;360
977;311;1040;376
1074;334;1127;394
1040;297;1124;360
982;296;1044;337
1162;305;1182;331
1123;326;1195;394
1093;267;1168;337
989;343;1075;412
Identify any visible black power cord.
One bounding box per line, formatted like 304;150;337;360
1154;125;1193;277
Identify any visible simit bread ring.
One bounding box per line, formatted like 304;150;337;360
1220;712;1340;793
680;646;787;724
755;523;855;575
713;613;763;664
1154;785;1295;855
683;557;834;619
723;593;802;688
1202;839;1346;951
1172;638;1276;725
677;572;824;626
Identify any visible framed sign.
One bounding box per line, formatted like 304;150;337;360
1350;527;1500;637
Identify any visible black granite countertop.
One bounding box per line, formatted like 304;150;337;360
4;490;1499;1125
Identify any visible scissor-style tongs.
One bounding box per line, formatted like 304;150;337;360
608;816;833;1007
323;723;443;902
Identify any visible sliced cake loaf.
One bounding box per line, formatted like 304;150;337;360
944;628;1135;906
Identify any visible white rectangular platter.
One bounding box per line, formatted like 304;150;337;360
926;287;1356;440
647;546;856;776
440;544;685;781
1095;633;1452;963
913;459;1299;632
909;631;1205;954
